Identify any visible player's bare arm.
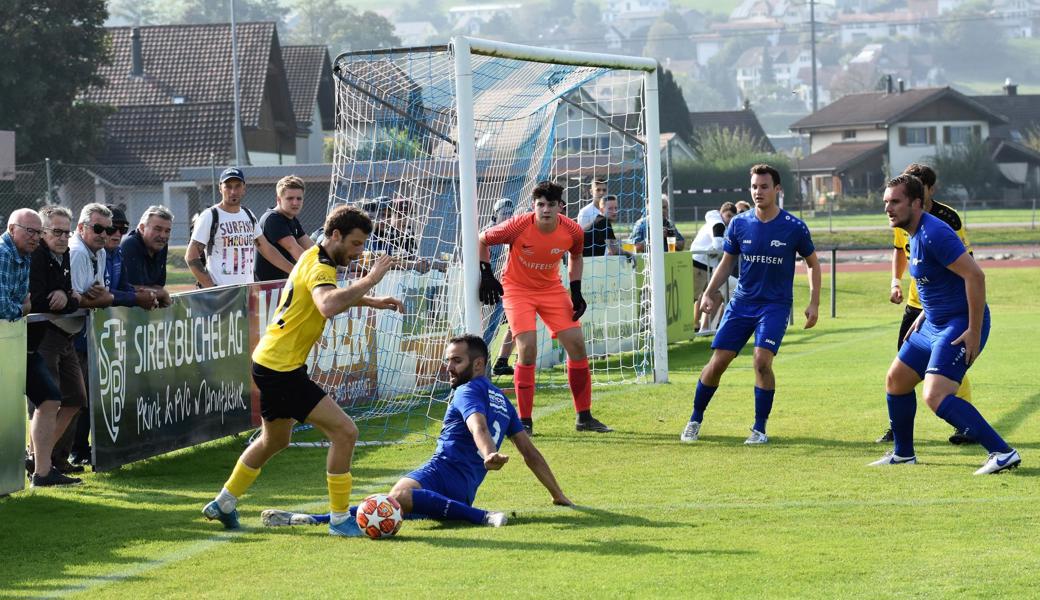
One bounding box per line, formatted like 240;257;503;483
803;251;821;329
312;254;400;318
185;240;214;288
700;252;736;316
945;252;986;365
256;235;296;274
890;248;906;304
465;412;508;470
510;430;572;506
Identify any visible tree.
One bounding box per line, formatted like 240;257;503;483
930;137;1003;200
286;0;399;53
676;75;727;112
658;68;694;144
642;10;689;62
573;1;601;25
0;0;112;163
938;2;1009;77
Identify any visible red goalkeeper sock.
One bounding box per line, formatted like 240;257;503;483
567;358;592;413
514;363;535;419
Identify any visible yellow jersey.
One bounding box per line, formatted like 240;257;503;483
893;199;971;309
252;244;338;371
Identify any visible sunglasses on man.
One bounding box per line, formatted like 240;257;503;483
89;223;129;235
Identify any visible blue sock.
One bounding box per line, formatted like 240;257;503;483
935;395;1011;454
410;489;486;525
691;380;718;423
753;387;774;434
887;391;917;457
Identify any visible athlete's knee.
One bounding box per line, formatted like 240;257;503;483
328;418;359;446
752;358;773;378
262;429;292;452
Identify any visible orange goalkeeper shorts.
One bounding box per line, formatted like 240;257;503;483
502;285;580;338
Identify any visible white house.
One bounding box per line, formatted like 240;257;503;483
837;11;922;45
603;0;670;23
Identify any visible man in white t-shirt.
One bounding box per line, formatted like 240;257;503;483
186;168;295;287
575;178;607;230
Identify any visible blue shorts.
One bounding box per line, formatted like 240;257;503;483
711;301;790;355
897;310;990;383
405;457;479;506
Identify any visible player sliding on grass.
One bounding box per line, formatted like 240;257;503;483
478;180;612;435
261;334;572;529
202;205;404;536
681;164;821;445
870;175;1020;474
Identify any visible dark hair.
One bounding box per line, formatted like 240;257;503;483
532;180;564;205
447;334;489;363
590;178;607;185
602;194;618;203
902;163;937;188
324;204;373;238
719;201;737;215
749;164;781;186
886;174;925;206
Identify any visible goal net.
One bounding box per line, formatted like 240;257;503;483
315;37;667;441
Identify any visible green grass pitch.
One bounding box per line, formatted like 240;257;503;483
2;267;1038;598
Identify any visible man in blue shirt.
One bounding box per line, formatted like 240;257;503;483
260;334;572;529
870;174;1019;474
628;195;685;253
681;164;821;445
121;205;173;308
104;205;158;310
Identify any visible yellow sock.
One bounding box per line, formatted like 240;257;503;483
327;471;353;514
957;376;972;403
223;459;261;499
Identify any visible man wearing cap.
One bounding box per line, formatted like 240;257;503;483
255;175;314;282
186;168;294;288
105;204;161;310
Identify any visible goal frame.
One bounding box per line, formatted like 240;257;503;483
451;36;669;383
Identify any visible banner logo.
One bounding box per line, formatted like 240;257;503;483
97;318;127;442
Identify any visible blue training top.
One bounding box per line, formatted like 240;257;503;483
908;211;974;324
430;375;524;487
723;209;815;305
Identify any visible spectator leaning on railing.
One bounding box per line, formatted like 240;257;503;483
628;195;685;253
120;205;173;306
2;208;80;486
28;205;86;484
61;203;116;467
105;204;162;310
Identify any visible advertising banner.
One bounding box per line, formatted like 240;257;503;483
0;321;26;496
87;286;253;471
664;252;697;343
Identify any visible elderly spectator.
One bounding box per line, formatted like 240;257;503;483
121;205;173;307
256;175;314;282
576;178;608;230
28;205;86;483
61;203;115;466
690;202;738;330
105;205;158;310
628;196;685;253
3;208;79;486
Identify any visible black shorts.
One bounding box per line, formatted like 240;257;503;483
897;305;923;351
25;352;62;408
252;361;327;423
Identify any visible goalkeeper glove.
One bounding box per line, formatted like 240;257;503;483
570;280;587;321
479;261;504;305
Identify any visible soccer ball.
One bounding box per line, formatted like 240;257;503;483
356;494;403;539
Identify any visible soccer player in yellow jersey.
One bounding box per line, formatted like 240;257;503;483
878;163;975;445
203;205;404;536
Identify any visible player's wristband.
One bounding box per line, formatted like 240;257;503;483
891;278;902;288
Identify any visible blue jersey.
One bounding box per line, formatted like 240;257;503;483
430;376;524;487
723;209;815;305
908;211;973;325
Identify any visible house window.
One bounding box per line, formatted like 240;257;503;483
901;126;931;146
946;125;975;145
842;130;857;140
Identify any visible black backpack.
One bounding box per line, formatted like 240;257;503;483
190;205;257;266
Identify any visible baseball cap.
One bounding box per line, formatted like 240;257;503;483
492;197;513;213
106;204;129;225
219;167;245;184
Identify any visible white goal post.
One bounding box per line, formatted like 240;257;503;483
451;37;669;383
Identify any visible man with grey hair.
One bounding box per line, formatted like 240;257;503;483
0;208;39;320
121;205;173;306
62;202;115;466
27;205;85;484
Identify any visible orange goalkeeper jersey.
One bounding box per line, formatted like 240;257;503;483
483;213;583;291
